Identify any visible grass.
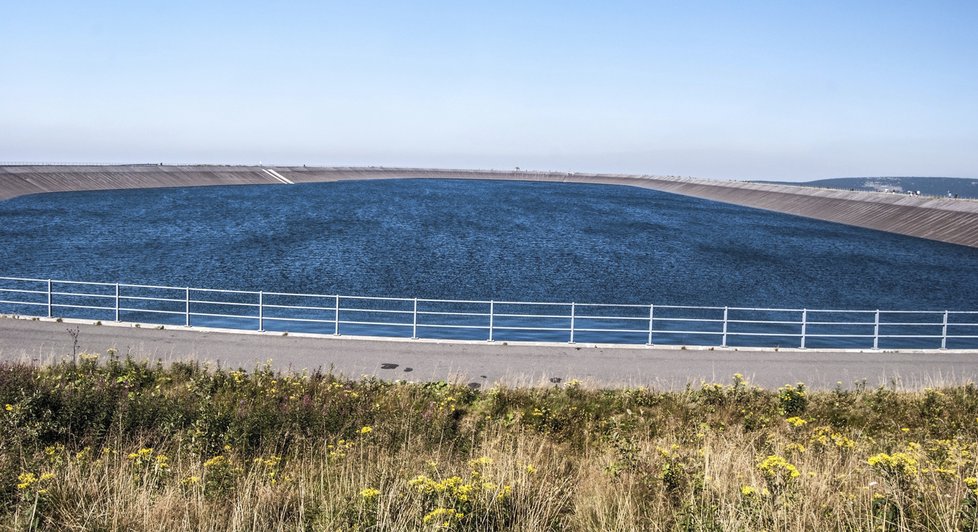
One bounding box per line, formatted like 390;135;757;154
2;354;978;530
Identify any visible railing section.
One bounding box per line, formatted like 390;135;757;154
1;276;976;349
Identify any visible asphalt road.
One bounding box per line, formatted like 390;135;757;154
1;317;976;390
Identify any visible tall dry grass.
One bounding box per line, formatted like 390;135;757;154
2;357;978;530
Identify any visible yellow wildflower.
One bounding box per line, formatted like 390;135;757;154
422;507;464;524
204;455;230;468
360;487;381;500
468;456;493;468
964;477;978;496
785;417;807;428
127;447;154;466
868;452;919;478
16;473;37;490
786;443;807;454
757;455;800;490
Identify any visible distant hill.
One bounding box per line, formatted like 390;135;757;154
756;177;978;199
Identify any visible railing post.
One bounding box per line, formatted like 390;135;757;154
488;300;494;342
334;295;340;335
258;291;264;332
47;279;52;318
800;309;807;349
115;283;120;322
873;310;880;349
569;302;576;343
941;310;949;350
185;287;190;327
647;304;654;345
721;306;728;347
412;298;418;339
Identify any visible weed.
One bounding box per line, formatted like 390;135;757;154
0;364;975;530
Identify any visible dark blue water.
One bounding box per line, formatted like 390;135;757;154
1;179;976;348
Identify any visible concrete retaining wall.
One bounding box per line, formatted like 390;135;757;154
3;164;977;248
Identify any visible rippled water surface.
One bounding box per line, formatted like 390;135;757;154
1;179;976;347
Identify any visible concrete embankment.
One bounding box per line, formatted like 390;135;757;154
3;164;978;248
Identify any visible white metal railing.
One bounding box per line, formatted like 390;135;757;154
0;276;976;349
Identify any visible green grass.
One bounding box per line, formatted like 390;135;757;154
2;355;978;530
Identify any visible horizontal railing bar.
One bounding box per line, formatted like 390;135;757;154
190;287;260;295
877;322;945;327
573;302;655;309
574;315;651;321
645;304;726;310
189;299;259;308
341;308;413;316
726;332;803;337
0;288;47;295
260;291;337;298
416;297;491;304
807;321;876;326
119;295;185;304
339;294;414;302
190;311;256;320
491;326;570;332
493;312;569;319
0;276;52;283
417;310;490;318
51;291;114;299
338;320;412;327
648;330;722;336
573;327;649;334
876;310;954;315
876;334;944;339
803;334;875;338
726;319;802;325
118;283;187;291
262;304;336;312
118;307;186;316
806;309;880;314
50;279;117;287
261;316;336;324
416;324;488;330
0;299;45;306
52;303;113;311
492;300;573;307
649;317;725;323
726;307;803;312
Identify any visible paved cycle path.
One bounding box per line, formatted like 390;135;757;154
1;317;976;390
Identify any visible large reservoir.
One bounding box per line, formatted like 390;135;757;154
1;179;977;347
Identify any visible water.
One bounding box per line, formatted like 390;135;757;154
1;179;976;348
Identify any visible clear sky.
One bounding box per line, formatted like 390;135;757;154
2;1;976;180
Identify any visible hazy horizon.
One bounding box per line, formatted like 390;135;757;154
2;1;976;182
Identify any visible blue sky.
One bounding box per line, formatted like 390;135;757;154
2;1;976;180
